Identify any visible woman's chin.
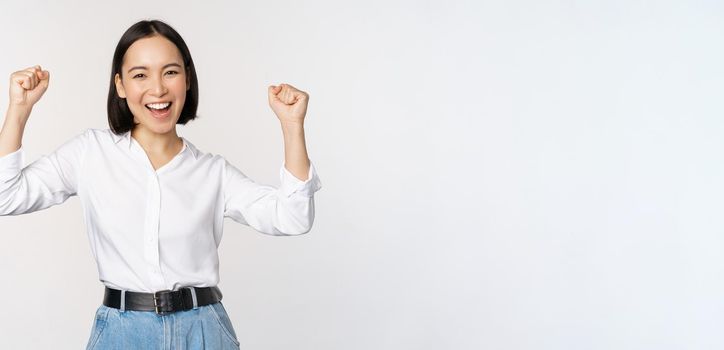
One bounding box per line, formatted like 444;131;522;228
154;124;178;134
136;121;177;135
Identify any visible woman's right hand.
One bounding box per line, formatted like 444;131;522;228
9;65;50;109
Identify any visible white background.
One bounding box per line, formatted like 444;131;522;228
1;0;723;349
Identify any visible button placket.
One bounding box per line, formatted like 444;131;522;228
129;136;180;291
142;170;164;289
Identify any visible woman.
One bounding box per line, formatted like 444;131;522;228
0;19;322;349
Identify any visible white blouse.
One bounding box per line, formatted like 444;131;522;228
0;128;322;292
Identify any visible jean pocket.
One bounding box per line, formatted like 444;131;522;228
85;305;111;350
208;302;241;346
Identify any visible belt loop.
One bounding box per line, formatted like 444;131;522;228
188;287;198;310
120;290;126;312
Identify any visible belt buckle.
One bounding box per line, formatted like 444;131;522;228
153;289;173;315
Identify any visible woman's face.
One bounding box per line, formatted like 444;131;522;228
115;35;189;135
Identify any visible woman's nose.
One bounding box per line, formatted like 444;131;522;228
150;76;168;96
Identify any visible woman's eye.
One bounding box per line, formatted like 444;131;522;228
131;71;177;79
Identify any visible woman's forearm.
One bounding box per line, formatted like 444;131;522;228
1;66;50;157
281;122;310;181
0;106;31;157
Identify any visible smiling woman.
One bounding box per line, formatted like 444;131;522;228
115;39;189;130
0;19;323;349
106;21;200;170
107;21;198;135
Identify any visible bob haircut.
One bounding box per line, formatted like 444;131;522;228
107;19;199;134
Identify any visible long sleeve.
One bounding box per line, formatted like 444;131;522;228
0;129;88;216
223;159;323;236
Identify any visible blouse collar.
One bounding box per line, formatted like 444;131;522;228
111;130;198;160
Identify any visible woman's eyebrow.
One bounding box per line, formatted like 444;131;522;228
127;63;182;73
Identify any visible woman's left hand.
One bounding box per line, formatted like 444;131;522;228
268;83;309;125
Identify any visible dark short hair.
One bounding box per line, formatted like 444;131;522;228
107;19;199;134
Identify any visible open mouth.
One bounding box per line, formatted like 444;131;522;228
145;102;172;118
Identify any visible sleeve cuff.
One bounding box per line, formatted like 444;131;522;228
0;146;24;182
279;160;323;198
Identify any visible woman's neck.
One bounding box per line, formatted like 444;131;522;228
131;126;182;156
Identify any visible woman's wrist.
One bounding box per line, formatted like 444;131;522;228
5;104;32;124
280;120;304;130
0;108;28;157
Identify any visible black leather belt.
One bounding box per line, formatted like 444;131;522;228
103;286;223;315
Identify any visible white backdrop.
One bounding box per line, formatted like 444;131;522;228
1;0;723;349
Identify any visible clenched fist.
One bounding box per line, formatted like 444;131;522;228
9;65;50;109
268;83;308;125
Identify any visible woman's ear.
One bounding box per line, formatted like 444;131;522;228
115;73;127;98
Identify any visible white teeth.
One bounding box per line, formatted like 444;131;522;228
146;102;170;110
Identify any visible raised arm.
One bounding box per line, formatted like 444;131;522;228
268;83;311;180
221;83;322;235
0;65;49;157
0;65;87;216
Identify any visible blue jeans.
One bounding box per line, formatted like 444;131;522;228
85;302;241;349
